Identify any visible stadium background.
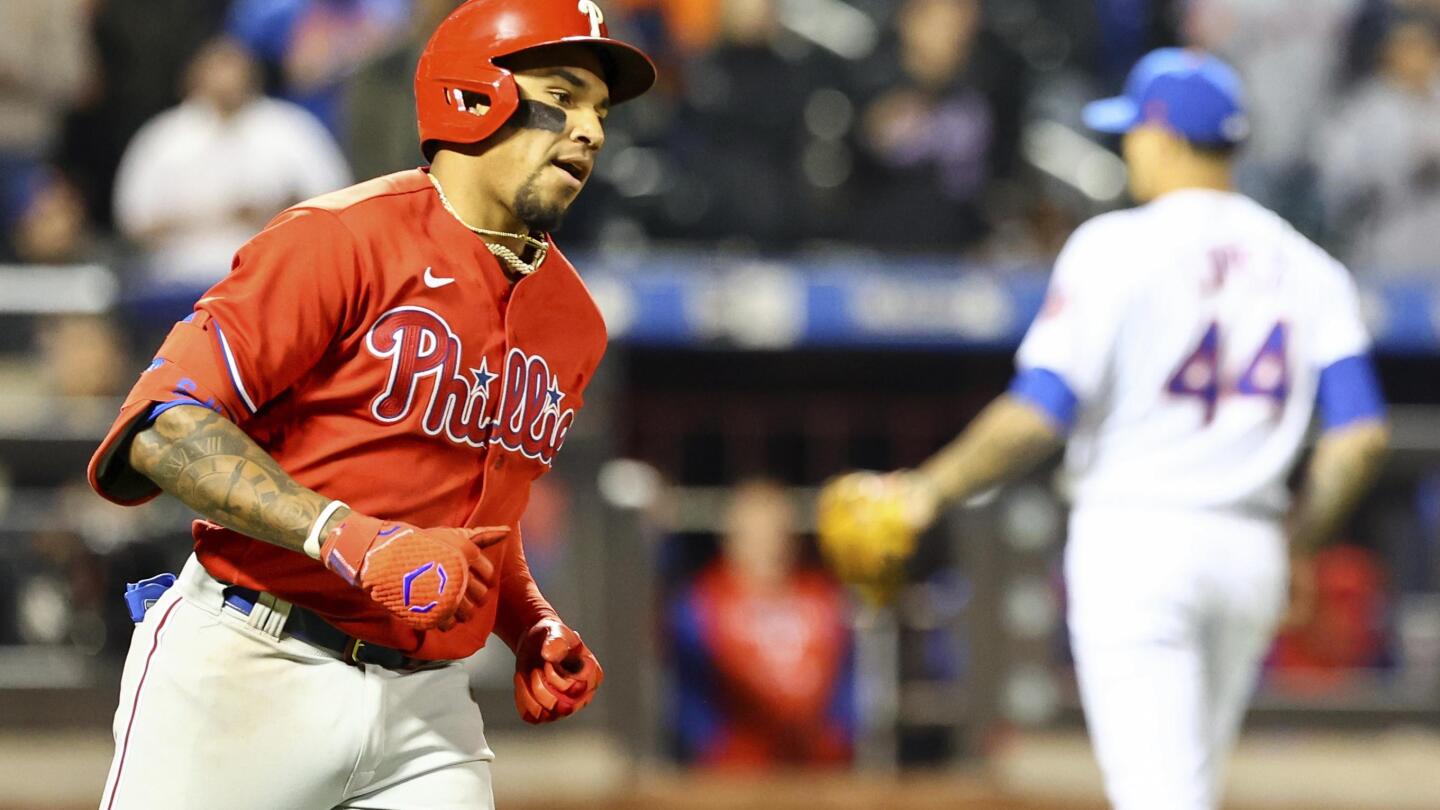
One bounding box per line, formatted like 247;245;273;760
3;0;1440;807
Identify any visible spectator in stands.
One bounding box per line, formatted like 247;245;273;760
849;0;1026;251
1317;8;1440;276
58;0;228;234
0;0;94;261
113;38;351;289
23;311;130;433
1185;0;1361;232
616;0;726;55
1090;0;1179;87
668;479;853;770
344;0;458;179
10;171;102;266
26;310;164;655
36;313;129;402
667;0;844;248
227;0;412;136
1270;544;1388;693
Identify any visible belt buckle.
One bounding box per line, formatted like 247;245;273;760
346;638;367;665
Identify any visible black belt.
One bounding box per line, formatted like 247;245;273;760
221;585;445;672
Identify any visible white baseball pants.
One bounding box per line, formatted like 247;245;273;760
1065;506;1288;810
99;555;495;810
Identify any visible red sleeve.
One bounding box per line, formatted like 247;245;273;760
87;208;361;505
494;530;560;652
191;207;362;414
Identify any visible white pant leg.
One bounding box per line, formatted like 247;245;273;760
1066;510;1216;810
99;558;365;810
339;664;495;809
1072;632;1214;810
100;556;496;810
341;760;494;810
1202;526;1287;798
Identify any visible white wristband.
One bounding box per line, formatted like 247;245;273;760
304;500;349;560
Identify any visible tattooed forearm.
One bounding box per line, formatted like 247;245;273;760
128;405;349;554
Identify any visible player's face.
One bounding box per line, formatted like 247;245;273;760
488;46;611;232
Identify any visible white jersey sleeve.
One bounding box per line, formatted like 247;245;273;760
1016;216;1135;402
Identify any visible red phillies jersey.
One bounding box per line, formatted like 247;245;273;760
89;169;606;659
687;565;851;767
695;566;849;726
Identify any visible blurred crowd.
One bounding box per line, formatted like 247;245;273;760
7;0;1440;283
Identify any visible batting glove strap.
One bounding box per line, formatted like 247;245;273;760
318;512;387;586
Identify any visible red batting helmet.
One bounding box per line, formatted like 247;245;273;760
415;0;657;159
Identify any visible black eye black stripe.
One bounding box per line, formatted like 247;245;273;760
513;99;566;133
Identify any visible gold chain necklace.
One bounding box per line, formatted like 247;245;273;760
427;173;548;277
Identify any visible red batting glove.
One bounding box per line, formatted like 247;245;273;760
513;618;603;723
320;512;509;632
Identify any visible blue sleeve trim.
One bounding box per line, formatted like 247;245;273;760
145;397;207;426
1009;367;1079;431
1318;354;1387;430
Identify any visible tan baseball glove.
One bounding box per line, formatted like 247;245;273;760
815;471;935;606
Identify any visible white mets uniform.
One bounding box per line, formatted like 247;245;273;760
1015;188;1372;810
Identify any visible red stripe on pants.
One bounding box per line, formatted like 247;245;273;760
104;596;183;809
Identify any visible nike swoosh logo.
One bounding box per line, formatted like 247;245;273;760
423;266;455;288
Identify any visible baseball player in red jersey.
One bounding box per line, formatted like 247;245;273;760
84;2;655;807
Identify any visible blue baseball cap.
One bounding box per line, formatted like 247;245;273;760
1083;48;1249;146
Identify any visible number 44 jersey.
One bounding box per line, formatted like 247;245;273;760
1017;188;1374;516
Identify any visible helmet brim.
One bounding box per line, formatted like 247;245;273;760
502;37;657;105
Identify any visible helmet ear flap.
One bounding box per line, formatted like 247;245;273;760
417;65;522;160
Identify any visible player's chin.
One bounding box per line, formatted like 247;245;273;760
515;178;579;232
